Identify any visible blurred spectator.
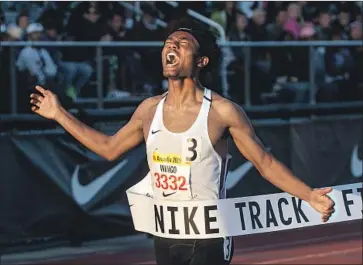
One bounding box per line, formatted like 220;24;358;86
210;2;236;37
127;3;164;95
102;10;132;98
348;21;363;99
318;24;354;102
283;3;302;40
16;23;58;86
4;24;22;41
228;10;250;57
16;9;29;40
227;11;250;103
315;8;332;40
15;23;58;113
237;1;263;19
64;2;108;61
266;6;287;40
41;22;93;100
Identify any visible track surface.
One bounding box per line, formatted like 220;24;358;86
10;220;363;265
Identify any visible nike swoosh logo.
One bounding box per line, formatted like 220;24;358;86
226;161;254;190
152;130;161;134
351;145;362;178
162;191;176;197
71;159;128;205
226;148;271;190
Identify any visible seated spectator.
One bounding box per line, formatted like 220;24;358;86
102;10;132;98
227;11;250;103
266;6;287;40
317;26;354;102
16;23;58;87
127;3;165;95
283;3;302;40
228;10;250;58
16;9;29;40
315;8;332;40
15;23;58;112
337;5;353;39
41;22;93;100
63;2;109;98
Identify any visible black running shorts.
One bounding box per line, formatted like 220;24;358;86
154;236;234;265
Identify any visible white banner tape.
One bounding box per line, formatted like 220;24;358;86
126;174;362;239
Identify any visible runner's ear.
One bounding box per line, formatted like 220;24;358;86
197;56;209;68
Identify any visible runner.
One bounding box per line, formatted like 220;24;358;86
29;18;335;265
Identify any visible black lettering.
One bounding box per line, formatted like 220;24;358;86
154;205;164;233
277;198;292;225
204;205;219;234
167;207;180;234
184;207;199;235
266;199;278;228
249;201;263;229
342;189;354;216
160;165;177;173
235;202;247;230
357;188;362;214
292;197;309;223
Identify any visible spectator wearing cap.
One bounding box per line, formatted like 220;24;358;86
4;25;22;41
16;23;58;87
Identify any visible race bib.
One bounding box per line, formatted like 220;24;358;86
152;163;191;197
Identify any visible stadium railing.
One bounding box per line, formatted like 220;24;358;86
1;40;361;114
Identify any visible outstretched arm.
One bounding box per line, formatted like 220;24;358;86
218;100;334;222
30;86;147;161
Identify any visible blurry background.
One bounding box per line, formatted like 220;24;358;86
0;1;362;259
0;1;362;113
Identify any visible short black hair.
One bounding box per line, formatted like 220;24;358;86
165;17;221;71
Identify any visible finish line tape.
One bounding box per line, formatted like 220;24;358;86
126;174;362;239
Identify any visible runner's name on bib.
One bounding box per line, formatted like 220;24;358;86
126;174;362;239
152;163;191;194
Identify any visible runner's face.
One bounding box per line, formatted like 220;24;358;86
162;31;200;79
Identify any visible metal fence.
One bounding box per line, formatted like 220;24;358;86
1;40;362;114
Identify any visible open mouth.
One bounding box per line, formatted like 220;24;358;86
166;52;179;67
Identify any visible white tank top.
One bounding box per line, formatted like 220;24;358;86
146;88;230;201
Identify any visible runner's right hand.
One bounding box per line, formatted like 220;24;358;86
30;86;62;120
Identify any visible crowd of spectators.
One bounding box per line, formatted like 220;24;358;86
0;1;362;114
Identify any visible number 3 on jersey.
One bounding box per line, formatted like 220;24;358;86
182;137;201;163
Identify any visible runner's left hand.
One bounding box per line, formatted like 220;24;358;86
308;187;335;223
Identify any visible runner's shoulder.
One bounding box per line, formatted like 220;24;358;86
210;91;244;120
136;93;166;116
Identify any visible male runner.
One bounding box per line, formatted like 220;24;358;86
30;19;334;265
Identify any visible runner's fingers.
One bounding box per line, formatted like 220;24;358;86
30;93;44;102
30;99;41;107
